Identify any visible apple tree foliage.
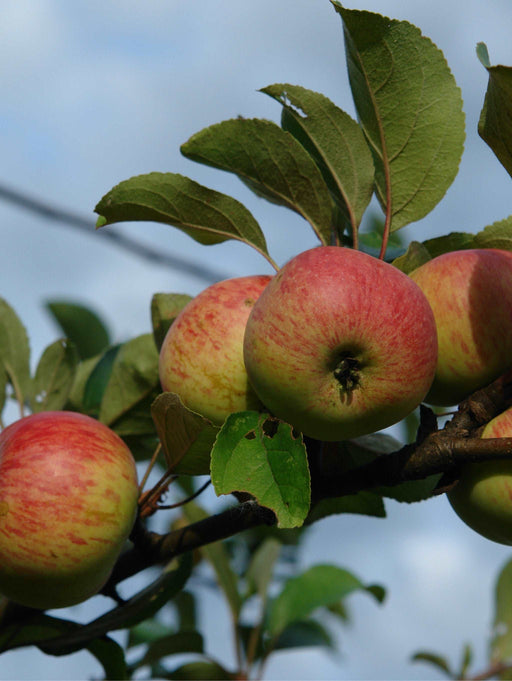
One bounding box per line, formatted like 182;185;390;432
2;3;512;679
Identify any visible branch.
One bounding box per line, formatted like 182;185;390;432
104;369;512;591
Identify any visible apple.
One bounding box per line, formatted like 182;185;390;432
0;411;139;609
409;248;512;406
159;275;272;425
243;246;438;441
447;408;512;545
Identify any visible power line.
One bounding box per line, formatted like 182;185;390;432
0;182;229;283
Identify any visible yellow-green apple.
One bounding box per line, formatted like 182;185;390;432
448;408;512;545
0;411;139;609
410;249;512;406
159;275;272;425
243;246;438;441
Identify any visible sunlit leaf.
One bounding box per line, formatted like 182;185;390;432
32;339;79;412
333;3;465;231
95;172;275;268
211;412;310;529
99;334;160;428
262;83;374;239
182;117;334;245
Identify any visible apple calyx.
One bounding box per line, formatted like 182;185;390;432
333;353;361;392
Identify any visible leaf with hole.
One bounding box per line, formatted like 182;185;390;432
211;412;310;529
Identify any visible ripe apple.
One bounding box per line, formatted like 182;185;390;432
159;275;272;425
243;246;438;441
447;408;512;545
0;411;139;609
409;249;512;406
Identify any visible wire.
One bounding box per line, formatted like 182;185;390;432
0;182;230;283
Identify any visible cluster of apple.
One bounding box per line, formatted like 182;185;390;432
1;244;512;613
160;245;512;544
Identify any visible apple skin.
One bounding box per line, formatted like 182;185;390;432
410;249;512;406
243;246;438;441
0;411;139;609
159;275;272;425
448;409;512;545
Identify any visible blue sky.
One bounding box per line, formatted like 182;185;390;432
2;1;512;679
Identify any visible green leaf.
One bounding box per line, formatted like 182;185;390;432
422;232;476;258
273;619;336;653
211;412;311;529
0;297;31;406
411;651;454;678
478;46;512;179
99;334;160;428
491;558;512;666
261;83;374;238
392;241;432;274
457;643;474;680
164;660;233;680
245;537;281;600
182;117;334;245
151;293;193;351
128;619;172;649
40;554;192;656
334;3;465;231
45;301;110;360
473;216;512;251
267;564;385;638
182;501;242;620
307;492;386;524
82;344;121;415
136;631;204;669
95;172;276;268
31;339;79;412
151;392;219;475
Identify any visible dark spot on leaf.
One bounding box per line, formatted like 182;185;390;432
262;418;279;438
245;430;257;440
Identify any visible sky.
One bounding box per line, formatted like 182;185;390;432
2;1;512;679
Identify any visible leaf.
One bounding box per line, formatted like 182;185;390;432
267;564;385;638
458;643;474;680
473;216;512;251
95;172;275;268
261;83;374;238
151;392;219;475
392;241;432;274
136;631;204;669
273;619;336;653
182;501;242;620
334;3;465;231
31;339;79;412
151;293;193;350
245;537;281;600
182;117;334;245
45;301;110;360
211;412;311;529
375;475;442;504
491;558;512;666
0;297;31;405
477;44;512;179
40;554;192;656
411;651;454;678
82;344;121;415
164;660;233;680
307;492;386;524
422;232;476;258
99;334;160;428
128;619;172;648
